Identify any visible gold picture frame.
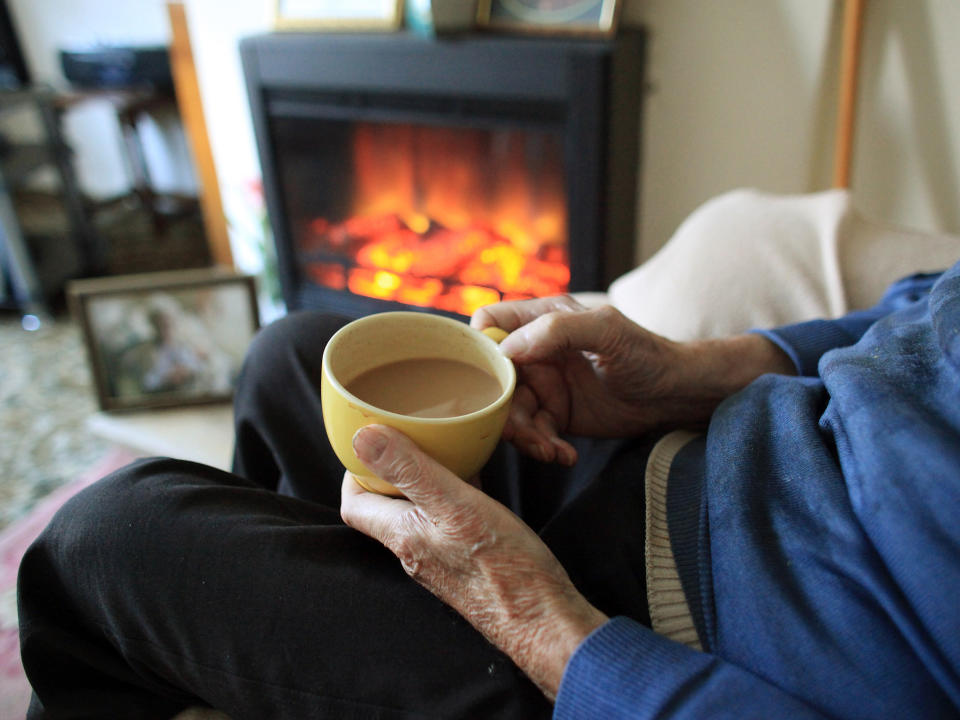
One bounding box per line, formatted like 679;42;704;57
274;0;404;31
68;269;260;412
476;0;621;37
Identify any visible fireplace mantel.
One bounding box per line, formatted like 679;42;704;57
244;31;628;100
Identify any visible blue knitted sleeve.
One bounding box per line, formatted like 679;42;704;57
751;271;942;376
554;617;831;719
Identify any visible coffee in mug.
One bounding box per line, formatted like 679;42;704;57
345;358;502;419
321;312;515;496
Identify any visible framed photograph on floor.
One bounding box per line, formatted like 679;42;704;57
69;269;260;412
476;0;621;36
274;0;404;31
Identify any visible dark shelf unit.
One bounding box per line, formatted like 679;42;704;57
0;87;101;317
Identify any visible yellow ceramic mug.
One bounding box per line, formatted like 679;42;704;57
321;311;515;496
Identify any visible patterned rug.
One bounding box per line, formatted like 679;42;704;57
0;311;149;714
0;313;116;532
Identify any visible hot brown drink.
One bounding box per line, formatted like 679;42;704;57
346;358;502;418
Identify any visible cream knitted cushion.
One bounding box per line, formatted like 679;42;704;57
606;188;960;341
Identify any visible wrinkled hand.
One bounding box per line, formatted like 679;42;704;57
340;424;607;700
471;295;795;466
471;296;686;465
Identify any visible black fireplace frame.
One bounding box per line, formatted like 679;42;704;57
240;31;644;317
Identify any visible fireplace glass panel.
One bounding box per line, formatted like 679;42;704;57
273;116;569;317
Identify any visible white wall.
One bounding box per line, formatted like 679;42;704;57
8;0;170;82
623;0;960;259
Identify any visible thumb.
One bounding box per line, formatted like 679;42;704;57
352;425;466;512
499;305;625;363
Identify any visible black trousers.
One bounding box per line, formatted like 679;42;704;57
18;312;653;720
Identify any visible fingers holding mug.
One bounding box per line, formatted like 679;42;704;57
470;295;585;336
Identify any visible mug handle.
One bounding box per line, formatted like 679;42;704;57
481;326;509;344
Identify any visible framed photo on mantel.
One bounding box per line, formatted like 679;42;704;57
476;0;621;36
274;0;404;31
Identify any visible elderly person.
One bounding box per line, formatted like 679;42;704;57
17;258;960;719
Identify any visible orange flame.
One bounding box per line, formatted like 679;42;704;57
305;122;569;316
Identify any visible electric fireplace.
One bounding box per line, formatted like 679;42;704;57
241;31;644;318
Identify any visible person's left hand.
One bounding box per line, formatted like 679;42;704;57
340;424;607;700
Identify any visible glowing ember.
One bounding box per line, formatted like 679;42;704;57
302;122;569;316
308;214;569;315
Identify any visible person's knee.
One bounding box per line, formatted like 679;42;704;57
17;459;234;716
236;311;349;398
73;456;191;519
18;458;213;596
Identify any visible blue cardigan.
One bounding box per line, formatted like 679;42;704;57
555;262;960;718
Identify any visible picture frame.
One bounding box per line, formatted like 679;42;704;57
476;0;621;37
273;0;404;31
68;268;260;412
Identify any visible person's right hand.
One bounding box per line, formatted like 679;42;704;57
472;295;795;465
